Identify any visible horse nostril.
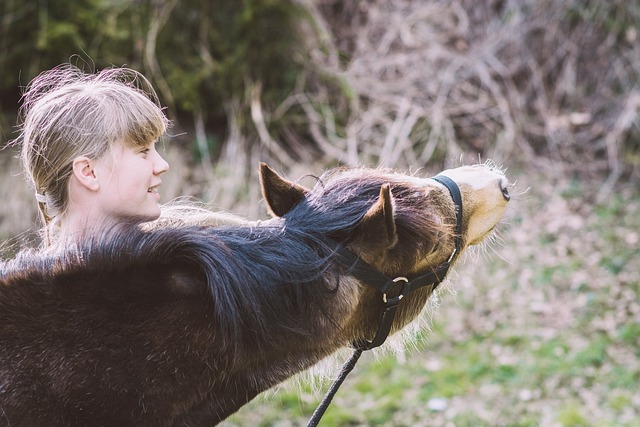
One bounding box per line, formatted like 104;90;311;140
501;184;511;201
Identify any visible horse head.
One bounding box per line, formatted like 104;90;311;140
259;162;510;346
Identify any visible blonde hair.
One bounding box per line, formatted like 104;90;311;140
14;64;169;243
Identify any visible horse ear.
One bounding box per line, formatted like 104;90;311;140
353;184;398;251
259;162;308;217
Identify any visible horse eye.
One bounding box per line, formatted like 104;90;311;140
501;186;511;201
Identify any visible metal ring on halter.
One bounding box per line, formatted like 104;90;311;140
382;276;409;304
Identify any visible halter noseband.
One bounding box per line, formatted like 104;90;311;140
307;175;464;427
335;174;463;350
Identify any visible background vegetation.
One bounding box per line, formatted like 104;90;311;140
0;0;639;425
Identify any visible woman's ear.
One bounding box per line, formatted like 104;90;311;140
72;156;100;191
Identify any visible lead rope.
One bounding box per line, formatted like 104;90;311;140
306;348;364;427
306;175;463;426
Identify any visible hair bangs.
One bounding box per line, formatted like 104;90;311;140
99;86;167;150
121;95;168;149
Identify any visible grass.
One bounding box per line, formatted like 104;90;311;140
221;169;640;427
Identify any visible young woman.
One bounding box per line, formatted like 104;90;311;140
14;63;255;251
14;64;171;247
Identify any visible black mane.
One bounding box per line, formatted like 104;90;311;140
1;224;339;352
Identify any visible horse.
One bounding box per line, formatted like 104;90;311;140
0;162;510;426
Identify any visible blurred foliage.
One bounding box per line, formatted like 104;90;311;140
1;0;639;181
0;0;308;151
1;0;639;210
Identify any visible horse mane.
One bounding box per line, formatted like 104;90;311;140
1;223;341;352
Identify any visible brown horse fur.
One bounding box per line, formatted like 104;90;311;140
0;163;510;426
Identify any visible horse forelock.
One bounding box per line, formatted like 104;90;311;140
285;167;451;253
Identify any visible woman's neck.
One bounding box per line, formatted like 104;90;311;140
51;208;120;250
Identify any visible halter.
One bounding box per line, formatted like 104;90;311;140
307;175;463;426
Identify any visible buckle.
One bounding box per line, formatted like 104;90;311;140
383;276;409;305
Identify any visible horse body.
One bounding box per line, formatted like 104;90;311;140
0;163;509;426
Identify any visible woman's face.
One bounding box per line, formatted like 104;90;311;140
92;140;170;223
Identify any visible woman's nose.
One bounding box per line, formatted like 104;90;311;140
154;151;170;174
